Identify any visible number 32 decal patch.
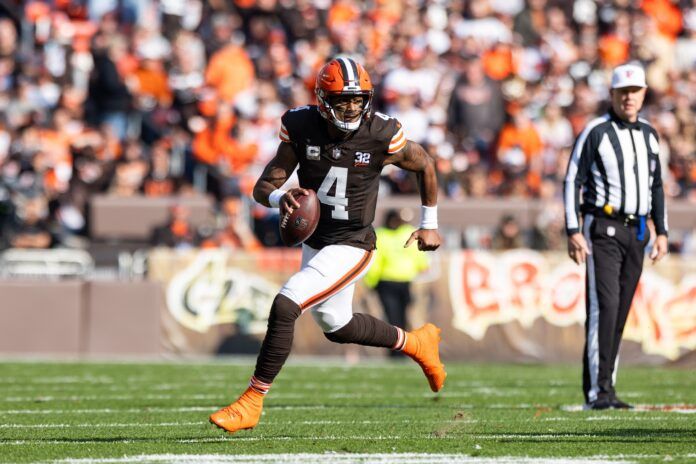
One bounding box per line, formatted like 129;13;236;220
354;152;371;167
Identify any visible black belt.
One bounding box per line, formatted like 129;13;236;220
583;207;641;226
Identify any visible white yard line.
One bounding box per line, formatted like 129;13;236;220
44;453;659;464
3;403;695;416
0;391;537;402
0;422;205;429
0;407;215;415
2;415;692;429
562;404;696;413
1;383;535;392
0;419;451;429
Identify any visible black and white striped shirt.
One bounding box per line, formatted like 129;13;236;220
564;109;668;236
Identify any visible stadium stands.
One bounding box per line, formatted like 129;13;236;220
0;0;694;261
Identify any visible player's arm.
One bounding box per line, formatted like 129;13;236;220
253;142;308;214
383;140;441;251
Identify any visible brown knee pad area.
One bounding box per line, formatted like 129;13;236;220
324;313;398;348
253;294;301;384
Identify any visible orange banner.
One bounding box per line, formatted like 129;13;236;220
448;250;696;360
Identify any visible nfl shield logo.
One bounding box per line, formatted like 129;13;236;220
332;147;342;160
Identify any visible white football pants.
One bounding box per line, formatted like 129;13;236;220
279;244;374;333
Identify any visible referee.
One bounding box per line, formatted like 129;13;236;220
563;63;668;410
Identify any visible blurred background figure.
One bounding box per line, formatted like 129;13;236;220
200;197;261;251
86;34;133;141
3;193;54;249
364;208;429;357
150;203;196;249
491;214;524;250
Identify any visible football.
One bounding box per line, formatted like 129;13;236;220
279;190;320;246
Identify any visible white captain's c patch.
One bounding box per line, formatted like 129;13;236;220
607;226;616;237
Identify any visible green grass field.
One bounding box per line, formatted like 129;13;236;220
0;360;694;463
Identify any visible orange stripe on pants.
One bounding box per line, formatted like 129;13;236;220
299;250;372;311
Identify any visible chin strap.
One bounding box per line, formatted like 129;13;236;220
326;106;361;132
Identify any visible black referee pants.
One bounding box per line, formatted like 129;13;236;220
581;214;650;403
376;280;412;330
376;280;412;358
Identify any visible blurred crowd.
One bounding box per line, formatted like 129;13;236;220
0;0;695;252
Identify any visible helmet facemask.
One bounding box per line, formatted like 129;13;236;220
317;91;373;132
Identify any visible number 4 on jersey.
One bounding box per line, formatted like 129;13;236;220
317;166;348;220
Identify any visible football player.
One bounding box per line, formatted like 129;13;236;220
210;57;446;433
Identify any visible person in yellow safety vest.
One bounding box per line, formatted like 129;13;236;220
364;208;430;357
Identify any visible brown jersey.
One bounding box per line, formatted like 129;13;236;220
280;105;406;250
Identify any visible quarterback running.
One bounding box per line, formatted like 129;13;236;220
209;57;446;433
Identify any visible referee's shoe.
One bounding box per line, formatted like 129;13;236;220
610;393;634;409
585;392;634;410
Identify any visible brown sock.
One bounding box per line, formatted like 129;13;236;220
253;294;301;383
323;313;399;348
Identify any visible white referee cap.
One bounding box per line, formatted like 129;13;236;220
611;64;647;89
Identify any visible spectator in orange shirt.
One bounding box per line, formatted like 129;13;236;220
192;102;257;173
204;14;255;104
150;203;197;249
327;0;360;34
495;104;543;195
192;102;257;200
482;41;515;81
131;47;172;110
642;0;683;42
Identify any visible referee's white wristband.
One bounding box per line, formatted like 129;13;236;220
268;189;287;208
420;205;438;229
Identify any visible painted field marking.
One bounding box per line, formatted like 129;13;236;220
3;403;696;416
45;453;661;464
0;390;543;403
2;415;693;430
562;404;696;413
4;432;695;446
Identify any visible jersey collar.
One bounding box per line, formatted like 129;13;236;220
609;108;640;130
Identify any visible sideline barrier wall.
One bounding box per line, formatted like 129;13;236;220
0;281;162;357
85;281;162;355
89;194;214;240
0;281;84;354
87;195;696;241
1;249;694;366
149;249;696;364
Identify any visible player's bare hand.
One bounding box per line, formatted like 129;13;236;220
280;188;309;215
650;234;668;264
405;228;441;251
567;233;591;265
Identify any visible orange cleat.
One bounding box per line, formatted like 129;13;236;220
402;323;447;392
209;387;265;433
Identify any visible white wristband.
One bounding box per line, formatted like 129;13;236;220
420;205;438;229
268;189;287;208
